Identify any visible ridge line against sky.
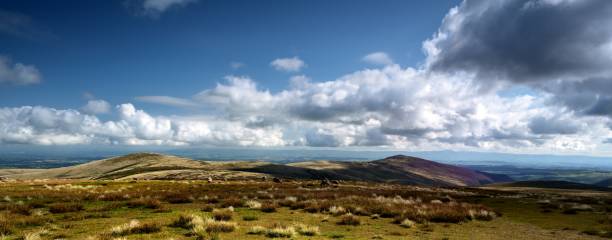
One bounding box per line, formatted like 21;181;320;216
1;0;612;156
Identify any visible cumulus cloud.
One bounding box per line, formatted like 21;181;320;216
0;104;285;147
135;95;197;107
0;56;41;85
184;66;610;152
424;0;612;116
128;0;197;17
270;57;305;72
81;100;111;115
3;0;612;155
362;52;393;65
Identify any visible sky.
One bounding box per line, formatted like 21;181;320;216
1;0;612;157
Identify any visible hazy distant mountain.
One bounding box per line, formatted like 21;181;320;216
595;178;612;188
491;180;611;191
0;153;510;187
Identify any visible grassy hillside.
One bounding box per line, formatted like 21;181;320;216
0;153;510;187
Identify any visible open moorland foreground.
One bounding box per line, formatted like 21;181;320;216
0;175;611;239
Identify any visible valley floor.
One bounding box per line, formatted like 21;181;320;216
0;179;610;240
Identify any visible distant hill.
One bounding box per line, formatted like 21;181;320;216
595;178;612;188
491;180;611;191
0;153;511;187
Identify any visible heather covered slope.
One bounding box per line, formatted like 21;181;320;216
270;155;508;186
0;153;510;186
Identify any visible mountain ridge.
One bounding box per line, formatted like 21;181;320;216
0;152;511;186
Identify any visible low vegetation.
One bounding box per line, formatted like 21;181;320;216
0;179;608;239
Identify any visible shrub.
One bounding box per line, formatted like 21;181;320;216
48;203;84;214
212;208;233;221
337;213;360;226
127;198;162;209
242;215;258;221
261;202;278;213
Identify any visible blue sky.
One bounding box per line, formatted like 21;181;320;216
1;0;612;157
0;0;457;115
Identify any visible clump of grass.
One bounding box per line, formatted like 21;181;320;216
399;219;415;228
247;225;266;235
164;193;193;204
294;224;320;236
212;208;233;221
328;206;346;216
242;215;258;221
265;225;296;238
261;202;278;213
109;220;161;236
192;217;237;234
220;198;244;208
48;203;84;214
337;213;360;226
170;214;194;229
8;203;33;216
245;200;262;209
170;214;237;236
0;215;14;235
201;205;214;212
127;198;162;209
468;209;497;221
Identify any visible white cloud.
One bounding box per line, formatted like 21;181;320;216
81;100;111;115
131;0;197;17
0;104;285;147
135;95;197;107
230;61;245;69
1;65;610;154
362;52;393;65
270;57;305;72
0;55;41;85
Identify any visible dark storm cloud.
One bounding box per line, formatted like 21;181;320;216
528;116;580;135
427;0;612;83
305;131;340;147
426;0;612;115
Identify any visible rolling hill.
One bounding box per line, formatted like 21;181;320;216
0;153;510;186
595;178;612;188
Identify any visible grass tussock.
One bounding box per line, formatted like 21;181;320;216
265;225;296;238
212;208;233;221
261;202;278;213
337;213;360;226
126;198;162;209
245;200;262;209
242;215;258;221
48;203;84;214
108;219;161;237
